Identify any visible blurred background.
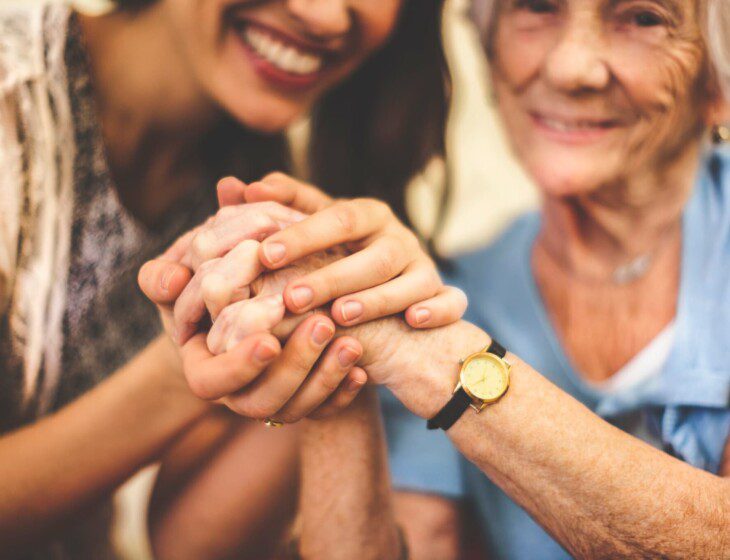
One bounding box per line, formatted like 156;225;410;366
0;0;536;557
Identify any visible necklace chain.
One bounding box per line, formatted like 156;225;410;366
536;224;679;286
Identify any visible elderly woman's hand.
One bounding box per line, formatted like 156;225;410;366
140;246;367;423
139;186;366;423
231;172;468;329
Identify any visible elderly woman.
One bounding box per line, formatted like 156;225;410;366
143;0;730;557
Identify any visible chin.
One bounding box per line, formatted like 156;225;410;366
526;159;607;197
221;94;304;134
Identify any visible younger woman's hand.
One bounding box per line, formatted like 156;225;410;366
141;256;367;423
238;173;468;329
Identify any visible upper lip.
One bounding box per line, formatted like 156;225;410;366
227;15;346;58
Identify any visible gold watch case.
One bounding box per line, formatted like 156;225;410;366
458;350;511;412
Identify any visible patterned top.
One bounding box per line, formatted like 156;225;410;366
52;14;215;414
2;10;216;560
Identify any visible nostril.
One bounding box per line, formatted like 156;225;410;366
285;0;351;41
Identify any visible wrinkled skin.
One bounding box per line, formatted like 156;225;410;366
491;0;712;198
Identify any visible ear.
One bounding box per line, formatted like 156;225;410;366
702;83;730;127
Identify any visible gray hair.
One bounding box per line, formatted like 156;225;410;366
470;0;730;101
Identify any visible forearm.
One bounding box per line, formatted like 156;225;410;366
297;387;402;560
0;335;209;548
150;412;299;560
366;321;730;559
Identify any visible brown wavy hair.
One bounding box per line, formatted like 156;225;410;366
113;0;450;237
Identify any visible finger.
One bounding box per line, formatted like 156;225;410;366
181;332;281;401
206;294;286;355
307;367;368;420
405;286;469;329
175;240;267;345
199;239;262;319
282;236;412;314
216;176;248;207
138;259;193;306
190;202;305;270
274;336;363;423
329;262;442;326
162;229;199;262
173;258;221;344
258;199;395;269
243;172;333;214
222;315;335;420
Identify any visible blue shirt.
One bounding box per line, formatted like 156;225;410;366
382;148;730;559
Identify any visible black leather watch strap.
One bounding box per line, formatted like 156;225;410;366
487;339;506;359
426;338;506;431
426;387;471;430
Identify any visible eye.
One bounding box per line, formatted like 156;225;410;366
632;10;664;27
515;0;559;14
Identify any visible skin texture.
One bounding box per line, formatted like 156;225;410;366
79;0;403;228
176;1;730;557
155;0;403;133
198;245;730;557
488;0;726;381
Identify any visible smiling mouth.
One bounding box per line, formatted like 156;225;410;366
240;25;324;75
529;112;622;143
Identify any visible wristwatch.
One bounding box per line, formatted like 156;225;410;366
427;339;511;431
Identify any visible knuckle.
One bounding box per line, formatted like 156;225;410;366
332;203;358;236
319;373;343;393
318;273;343;302
288;349;316;373
217;205;239;221
422;268;442;294
263;171;288;183
372;249;398;280
364;290;390;318
198;258;221;276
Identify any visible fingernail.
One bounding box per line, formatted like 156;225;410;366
340;300;363;323
160;266;176;292
311;322;334;346
414;308;431;325
338;346;361;367
263;242;286;264
290;286;314;309
254;341;278;363
347;378;365;392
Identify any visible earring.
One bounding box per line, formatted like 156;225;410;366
712;124;730;144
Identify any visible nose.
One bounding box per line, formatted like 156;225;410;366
543;19;610;93
286;0;350;40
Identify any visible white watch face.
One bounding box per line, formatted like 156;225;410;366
460;354;509;402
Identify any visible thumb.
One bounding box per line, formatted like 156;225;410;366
139;259;192;305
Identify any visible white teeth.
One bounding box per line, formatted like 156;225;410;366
542;117;604;132
242;26;323;75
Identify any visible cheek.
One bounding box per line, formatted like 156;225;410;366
492;22;550;88
351;1;402;52
614;40;705;117
611;39;707;166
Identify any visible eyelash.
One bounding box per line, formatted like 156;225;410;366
513;0;560;15
616;2;674;30
621;8;669;28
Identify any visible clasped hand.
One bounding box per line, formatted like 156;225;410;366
139;173;466;422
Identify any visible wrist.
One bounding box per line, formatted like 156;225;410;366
148;335;210;415
357;321;490;419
